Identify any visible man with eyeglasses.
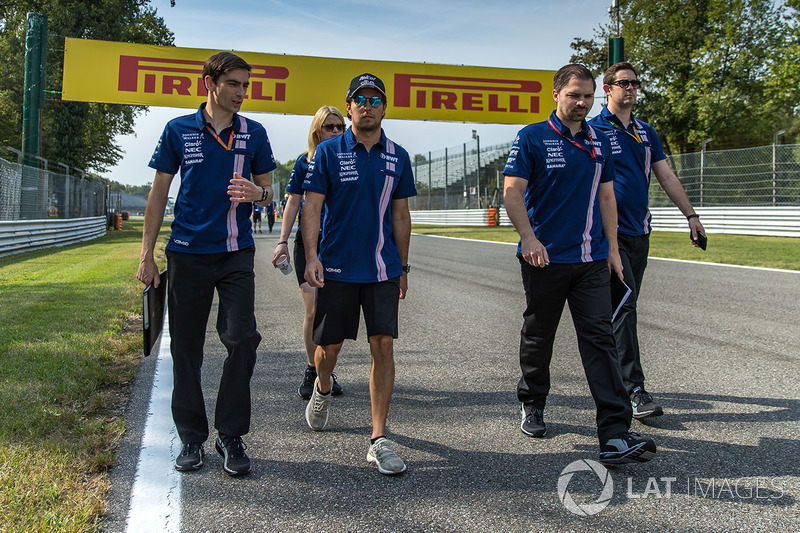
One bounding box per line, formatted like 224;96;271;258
504;64;657;465
300;73;417;475
589;62;705;419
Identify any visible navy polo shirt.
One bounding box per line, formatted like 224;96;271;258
503;111;616;263
303;127;417;282
149;103;277;254
286;153;309;233
589;107;666;236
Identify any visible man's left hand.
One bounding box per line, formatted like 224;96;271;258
228;172;269;203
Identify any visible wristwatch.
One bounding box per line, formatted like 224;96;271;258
402;264;411;273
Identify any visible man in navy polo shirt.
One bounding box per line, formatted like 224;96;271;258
589;62;705;419
136;51;277;476
503;64;656;465
300;73;416;475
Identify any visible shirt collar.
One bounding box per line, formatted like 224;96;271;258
601;106;637;129
194;103;239;132
549;110;590;140
344;126;387;151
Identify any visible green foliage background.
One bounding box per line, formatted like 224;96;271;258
570;0;800;154
0;1;174;172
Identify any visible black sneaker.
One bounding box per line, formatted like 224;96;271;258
299;367;343;398
599;431;657;465
631;388;664;419
175;442;204;471
331;372;343;396
215;434;251;476
298;366;317;399
520;403;546;437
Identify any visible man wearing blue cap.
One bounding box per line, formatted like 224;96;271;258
301;73;417;475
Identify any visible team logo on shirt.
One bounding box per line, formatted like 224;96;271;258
380;152;398;172
337;152;359;182
182;132;204;165
544;139;565;169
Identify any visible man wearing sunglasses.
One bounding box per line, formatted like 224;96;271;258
300;73;417;475
589;62;705;420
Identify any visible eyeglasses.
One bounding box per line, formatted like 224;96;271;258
610;79;642;89
321;123;346;132
352;95;383;107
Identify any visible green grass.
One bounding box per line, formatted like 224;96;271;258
412;225;800;271
0;219;168;533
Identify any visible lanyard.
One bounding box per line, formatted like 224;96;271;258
609;117;644;144
205;125;235;150
548;118;597;159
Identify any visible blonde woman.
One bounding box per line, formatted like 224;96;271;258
272;106;346;399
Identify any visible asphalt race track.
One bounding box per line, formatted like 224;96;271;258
104;227;800;532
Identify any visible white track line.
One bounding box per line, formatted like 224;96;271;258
412;233;800;273
125;309;181;532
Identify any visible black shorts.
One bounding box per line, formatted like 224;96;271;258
252;211;262;221
313;278;400;346
292;232;307;287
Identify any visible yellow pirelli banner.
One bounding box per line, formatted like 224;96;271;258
63;38;556;124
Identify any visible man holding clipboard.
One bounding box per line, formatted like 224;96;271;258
590;62;706;419
136;52;276;477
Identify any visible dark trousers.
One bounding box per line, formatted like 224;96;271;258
166;248;261;444
612;233;650;394
267;214;275;232
517;257;631;443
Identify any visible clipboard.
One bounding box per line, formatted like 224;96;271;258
611;278;632;322
143;268;167;357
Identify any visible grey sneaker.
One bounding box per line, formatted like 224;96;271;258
367;437;407;475
175;442;204;471
631;388;664;419
305;377;331;431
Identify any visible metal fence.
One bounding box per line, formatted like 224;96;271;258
0;151;109;221
409;138;513;211
650;144;800;207
410;141;800;210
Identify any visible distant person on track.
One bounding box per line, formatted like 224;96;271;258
265;198;276;233
503;63;656;465
589;62;706;419
272;106;346;401
301;73;416;475
252;202;263;234
136;51;276;477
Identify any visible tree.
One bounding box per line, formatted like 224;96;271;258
570;0;795;153
0;1;173;171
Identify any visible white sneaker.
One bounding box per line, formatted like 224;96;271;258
367;437;407;475
305;377;331;431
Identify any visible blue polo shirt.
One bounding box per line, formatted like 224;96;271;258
589;107;666;236
303;127;417;282
286;153;309;233
503;111;616;263
149;103;277;254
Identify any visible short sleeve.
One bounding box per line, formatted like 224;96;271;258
148;123;181;175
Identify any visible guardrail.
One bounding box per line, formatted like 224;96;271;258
0;216;107;257
411;207;800;237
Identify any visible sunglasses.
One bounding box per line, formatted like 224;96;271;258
321;123;346;132
352;95;383;107
610;79;642;89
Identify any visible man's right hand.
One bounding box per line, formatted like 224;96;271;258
271;242;289;267
136;257;161;287
520;235;550;267
304;257;324;288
